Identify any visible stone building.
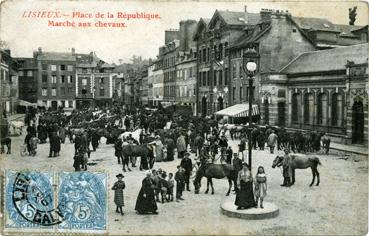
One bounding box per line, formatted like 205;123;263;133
149;59;164;107
1;49;19;115
175;20;198;114
17;57;38;104
279;43;368;145
75;51;115;109
33;47;76;110
162;39;180;102
193;9;261;117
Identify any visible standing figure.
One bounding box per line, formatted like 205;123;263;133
254;166;267;208
135;171;158;214
180;152;193;191
281;149;292;187
175;165;185;201
176;132;187;159
238;136;246;160
267;130;278;154
235;162;256;210
112;173;125;215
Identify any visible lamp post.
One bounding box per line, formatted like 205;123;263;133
242;46;258;170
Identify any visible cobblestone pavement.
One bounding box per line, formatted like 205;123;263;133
0;131;367;235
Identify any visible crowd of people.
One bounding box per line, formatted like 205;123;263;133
19;104;332;215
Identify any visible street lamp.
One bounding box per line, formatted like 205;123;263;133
242;46;259;170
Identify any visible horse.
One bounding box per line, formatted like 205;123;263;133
121;143;155;170
1;137;11;154
119;128;142;144
272;154;321;187
193;163;237;196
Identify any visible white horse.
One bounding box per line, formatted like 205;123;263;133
9;120;24;135
119;128;142;144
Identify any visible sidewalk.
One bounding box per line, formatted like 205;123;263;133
330;142;368;156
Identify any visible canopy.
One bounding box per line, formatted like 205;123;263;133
215;103;259;117
19;100;37;107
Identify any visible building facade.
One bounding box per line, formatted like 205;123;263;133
33;48;76;110
278;43;368;145
17;57;38;104
1;50;19;115
75;52;115;109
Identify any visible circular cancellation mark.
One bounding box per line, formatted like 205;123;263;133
12;172;63;226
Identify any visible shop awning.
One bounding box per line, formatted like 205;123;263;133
19;100;37;107
215;103;259;117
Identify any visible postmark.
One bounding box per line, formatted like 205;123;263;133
57;171;107;232
5;170;60;230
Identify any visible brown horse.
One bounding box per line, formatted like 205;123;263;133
193;163;237;196
272;154;321;186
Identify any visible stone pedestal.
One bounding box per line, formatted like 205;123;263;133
220;201;279;220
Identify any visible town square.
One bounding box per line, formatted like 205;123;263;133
0;1;368;235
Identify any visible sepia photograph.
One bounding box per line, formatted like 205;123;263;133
0;0;368;235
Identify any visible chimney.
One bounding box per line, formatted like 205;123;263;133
244;5;248;24
71;47;75;55
260;8;272;22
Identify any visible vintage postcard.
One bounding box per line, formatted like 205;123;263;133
0;0;368;235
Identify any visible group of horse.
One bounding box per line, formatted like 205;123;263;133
192;153;321;196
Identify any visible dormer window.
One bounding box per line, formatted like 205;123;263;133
292;28;297;33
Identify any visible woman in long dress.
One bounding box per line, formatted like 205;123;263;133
154;136;163;162
254;166;267;208
135;171;158;214
112;173;125;215
235;162;256;210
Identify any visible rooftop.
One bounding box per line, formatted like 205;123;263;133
281;43;369;74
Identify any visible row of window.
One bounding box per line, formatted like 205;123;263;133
232;86;255;102
164;85;175;97
18;70;34;77
163;56;175;68
80;77;106;86
198;69;229;87
176;67;195;80
41;87;74;96
198;42;229;63
177;85;196;97
42;74;73;84
42;64;74;72
291;92;343;127
164;70;175;83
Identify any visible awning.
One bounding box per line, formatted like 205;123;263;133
19;100;37;107
215;103;259;117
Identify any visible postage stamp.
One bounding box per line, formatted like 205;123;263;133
57;171;107;232
4;170;59;231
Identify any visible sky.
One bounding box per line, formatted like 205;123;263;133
1;0;368;64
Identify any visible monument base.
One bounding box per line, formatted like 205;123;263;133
220;201;279;220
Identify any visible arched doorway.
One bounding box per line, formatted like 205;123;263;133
201;97;207;117
218;96;224;111
352;99;364;144
51;101;58;111
264;99;269;125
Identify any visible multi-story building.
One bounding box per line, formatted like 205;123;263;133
34;47;76;110
75;51;115;109
151;59;164;107
175;20;198;115
279;43;368;145
17;57;38;104
193;9;254;117
1;49;19;115
139;67;148;106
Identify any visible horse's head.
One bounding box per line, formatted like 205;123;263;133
272;155;284;168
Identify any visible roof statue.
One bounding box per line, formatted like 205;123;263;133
349;6;357;25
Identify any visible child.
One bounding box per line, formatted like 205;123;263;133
167;173;174;201
112;173;125;215
254;166;267;208
159;172;169;203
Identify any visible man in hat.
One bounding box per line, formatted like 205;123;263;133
112;173;125;215
174;165;185;201
281;148;292;187
180;152;193;191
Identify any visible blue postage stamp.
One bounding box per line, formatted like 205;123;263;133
57;171;107;232
4;170;61;230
